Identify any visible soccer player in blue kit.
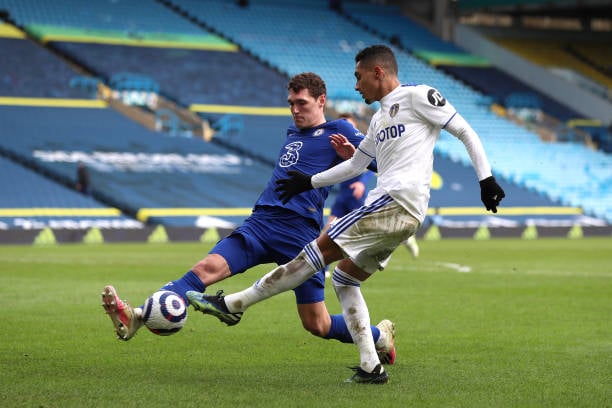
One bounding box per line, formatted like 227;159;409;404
101;72;396;364
187;45;505;384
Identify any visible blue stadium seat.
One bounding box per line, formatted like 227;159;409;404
343;1;463;54
0;155;138;228
0;0;203;35
51;42;289;107
0;105;274;225
0;37;91;98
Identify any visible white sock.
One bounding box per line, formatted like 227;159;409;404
375;330;387;349
332;267;381;373
224;241;325;313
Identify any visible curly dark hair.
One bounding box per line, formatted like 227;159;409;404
288;72;327;99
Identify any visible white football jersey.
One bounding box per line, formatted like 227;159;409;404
357;84;489;222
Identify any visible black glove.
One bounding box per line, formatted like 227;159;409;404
275;170;313;204
479;176;505;213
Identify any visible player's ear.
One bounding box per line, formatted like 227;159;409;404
374;66;383;80
318;94;326;107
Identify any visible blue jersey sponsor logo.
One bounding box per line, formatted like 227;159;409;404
375;124;405;145
279;141;302;167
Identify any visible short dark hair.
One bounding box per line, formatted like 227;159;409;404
355;45;398;75
288;72;327;99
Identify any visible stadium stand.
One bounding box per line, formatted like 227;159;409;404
0;21;140;232
0;104;272;226
0;35;91;99
425;153;595;231
0;0;288;107
167;0;380;100
0;1;293;229
166;0;611;223
0;0;204;36
0;0;609;242
438;65;581;121
569;41;612;78
492;37;612;101
337;1;612;153
51;42;289;107
343;1;463;54
0;155;139;230
479;33;612;152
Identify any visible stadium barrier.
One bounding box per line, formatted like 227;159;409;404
0;226;234;245
0;224;610;245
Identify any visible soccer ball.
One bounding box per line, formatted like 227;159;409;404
142;290;187;336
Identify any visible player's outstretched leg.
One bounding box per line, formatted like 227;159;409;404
101;285;143;341
376;319;396;365
345;364;389;384
186;290;243;326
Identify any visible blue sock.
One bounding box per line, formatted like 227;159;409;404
325;314;380;343
159;270;206;305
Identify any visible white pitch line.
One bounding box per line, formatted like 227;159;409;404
435;262;472;273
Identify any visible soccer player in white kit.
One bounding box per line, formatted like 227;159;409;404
187;44;505;384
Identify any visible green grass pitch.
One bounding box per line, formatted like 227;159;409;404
0;238;610;407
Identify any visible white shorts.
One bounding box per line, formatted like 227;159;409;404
327;195;420;274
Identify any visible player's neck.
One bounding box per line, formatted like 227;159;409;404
379;80;401;102
302;118;326;130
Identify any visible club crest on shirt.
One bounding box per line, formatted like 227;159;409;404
427;88;446;107
389;103;399;118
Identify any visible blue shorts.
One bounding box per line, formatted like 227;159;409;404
209;206;326;304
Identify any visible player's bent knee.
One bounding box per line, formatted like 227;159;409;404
301;319;328;338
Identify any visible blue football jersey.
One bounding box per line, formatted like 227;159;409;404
255;119;365;228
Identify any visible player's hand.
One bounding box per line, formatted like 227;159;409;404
479;176;505;213
330;133;355;160
275;170;313;204
349;181;366;199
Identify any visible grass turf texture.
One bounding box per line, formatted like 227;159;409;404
0;238;610;407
